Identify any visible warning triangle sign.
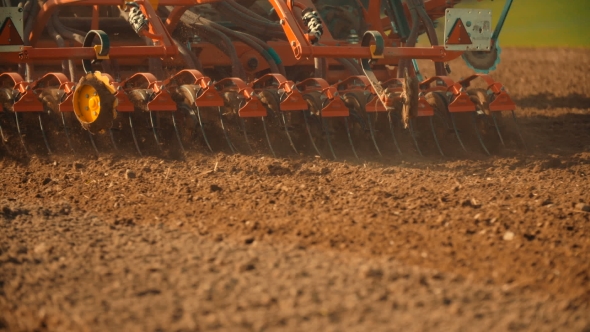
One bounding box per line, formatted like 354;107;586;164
447;18;472;45
0;17;24;45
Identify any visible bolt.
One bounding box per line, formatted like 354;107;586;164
247;57;259;70
280;19;285;25
291;41;296;46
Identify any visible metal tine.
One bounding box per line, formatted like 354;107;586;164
349;92;382;157
268;90;297;155
217;106;237;154
128;114;143;156
234;98;254;154
366;112;383;157
148;111;163;152
408;118;423;157
272;88;298;154
60;113;76;154
322;118;337;160
14;112;30;156
280;112;298;154
171;112;186;155
302;109;324;158
0;122;13;154
471;113;491;155
344;117;359;160
450;113;467;151
87;131;99;156
195;106;213;153
261;116;276;158
238;117;254;154
387;111;403;155
491;112;505;146
304;93;334;159
38;114;52;155
429;117;445;156
511;110;527;149
108;129;120;154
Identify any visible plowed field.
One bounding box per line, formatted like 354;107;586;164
1;48;589;331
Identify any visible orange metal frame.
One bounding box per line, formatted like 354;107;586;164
2;0;464;66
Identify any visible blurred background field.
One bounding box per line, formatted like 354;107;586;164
429;0;590;47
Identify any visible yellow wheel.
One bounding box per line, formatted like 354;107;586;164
73;71;117;134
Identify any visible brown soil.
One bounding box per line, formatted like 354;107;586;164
1;48;590;331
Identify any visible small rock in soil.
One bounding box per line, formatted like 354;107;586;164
42;178;52;185
34;243;49;254
359;265;384;279
575;203;590;212
239;262;256;272
503;231;515;241
73;162;85;170
210;184;222;192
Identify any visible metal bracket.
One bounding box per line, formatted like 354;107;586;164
82;30;110;74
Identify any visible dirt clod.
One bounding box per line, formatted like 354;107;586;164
125;169;136;179
575;203;590;213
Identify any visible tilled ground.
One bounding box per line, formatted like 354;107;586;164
1;48;589;331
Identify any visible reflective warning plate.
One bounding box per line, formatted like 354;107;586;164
0;7;24;52
444;8;492;51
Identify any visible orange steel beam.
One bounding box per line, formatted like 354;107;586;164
266;0;462;61
18;0;463;65
28;0;204;46
165;6;189;32
91;5;99;30
3;46;173;63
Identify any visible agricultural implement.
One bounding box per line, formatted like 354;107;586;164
0;0;524;160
